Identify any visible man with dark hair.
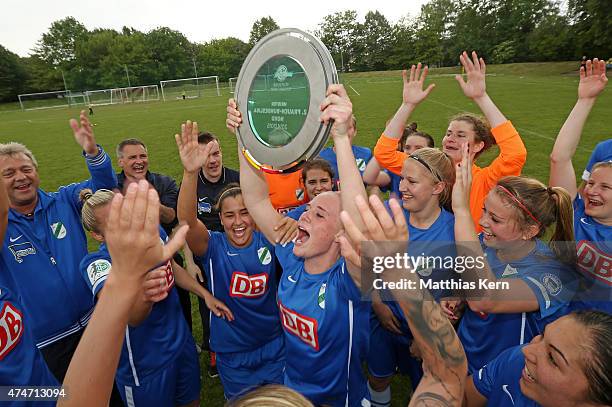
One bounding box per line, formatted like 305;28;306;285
191;131;239;377
115;138;194;335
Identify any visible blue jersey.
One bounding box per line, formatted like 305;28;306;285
286;204;307;221
319;145;372;187
572;197;612;313
458;239;577;373
1;257;58;406
1;148;116;348
276;242;369;407
200;230;281;353
582;139;612;181
80;229;189;386
472;346;538;407
383;206;456;333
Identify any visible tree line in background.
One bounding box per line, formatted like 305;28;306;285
0;0;610;102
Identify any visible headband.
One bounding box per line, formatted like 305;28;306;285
496;185;542;228
409;154;441;182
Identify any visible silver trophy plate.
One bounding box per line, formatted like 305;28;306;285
234;28;338;173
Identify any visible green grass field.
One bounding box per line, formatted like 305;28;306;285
0;61;609;406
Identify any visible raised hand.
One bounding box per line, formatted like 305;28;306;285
175;120;212;174
319;84;354;142
69;110;98;156
578;58;608;100
226;98;242;135
337;194;408;269
451;143;473;215
456;51;487;100
402;63;436;106
104;180;189;285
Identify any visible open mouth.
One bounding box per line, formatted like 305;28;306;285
233;226;246;238
295;226;310;245
587;198;604;207
401;193;414;201
15;183;32;192
133;164;146;173
482;230;495;240
522;364;536;383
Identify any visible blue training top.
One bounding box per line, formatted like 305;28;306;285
1;148;117;348
472;345;539;407
79;229;189;386
458;238;577;373
572;196;612;314
199;230;281;353
276;241;370;407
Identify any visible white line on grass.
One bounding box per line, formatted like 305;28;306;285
349;85;360;96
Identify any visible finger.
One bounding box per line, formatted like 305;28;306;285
402;69;408;85
354;195;386;241
471;51;480;70
163;224;189;261
273;217;288;231
174;133;182;150
131;180;150;232
455;74;467;90
580;65;586;79
191;121;199;141
424;83;436;97
197;270;204;283
586;59;592;77
325;83;348;98
414;63;422;82
106;192;123;234
388;198;408;237
319;93;344;112
409;64;416;82
340;210;366;244
144;186;161;239
419;65;429;83
480;58;486;75
337;235;361;268
228;98;238;110
390;315;403;334
69;118;80;134
120;182;138;230
463;51;475;70
368;195;395;237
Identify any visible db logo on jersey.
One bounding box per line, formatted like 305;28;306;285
163;261;175;290
0;302;24;361
278;301;319;350
230;272;268;298
577;240;612;286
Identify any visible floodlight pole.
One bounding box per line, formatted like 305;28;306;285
124;65;131;87
61;70;71;107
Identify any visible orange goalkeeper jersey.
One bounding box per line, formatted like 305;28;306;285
374;121;527;230
264;170;307;215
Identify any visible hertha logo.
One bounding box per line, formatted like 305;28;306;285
577;240;612;286
230;272;268;298
0;302;24;361
278;301;319;350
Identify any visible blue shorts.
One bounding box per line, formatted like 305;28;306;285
218;334;285;399
367;316;422;388
117;336;200;406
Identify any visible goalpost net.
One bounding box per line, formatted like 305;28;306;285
85;85;160;106
18;90;86;111
159;76;220;101
228;77;238;94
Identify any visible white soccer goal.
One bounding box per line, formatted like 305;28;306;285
18;90;86;111
228;77;238;94
85;85;160;106
159;76;220;101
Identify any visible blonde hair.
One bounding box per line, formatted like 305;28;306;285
495;176;575;264
409;147;455;211
0;142;38;168
226;384;313;407
80;189;114;233
590;161;612;174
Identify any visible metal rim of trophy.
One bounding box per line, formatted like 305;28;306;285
235;28;338;173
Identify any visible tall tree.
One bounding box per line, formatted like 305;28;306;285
353;11;393;71
197;37;249;80
0;45;29;101
414;0;456;66
34;17;88;67
316;10;360;72
248;17;280;46
567;0;612;58
387;17;419;69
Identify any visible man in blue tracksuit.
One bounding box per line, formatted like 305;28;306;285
0;111;117;383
